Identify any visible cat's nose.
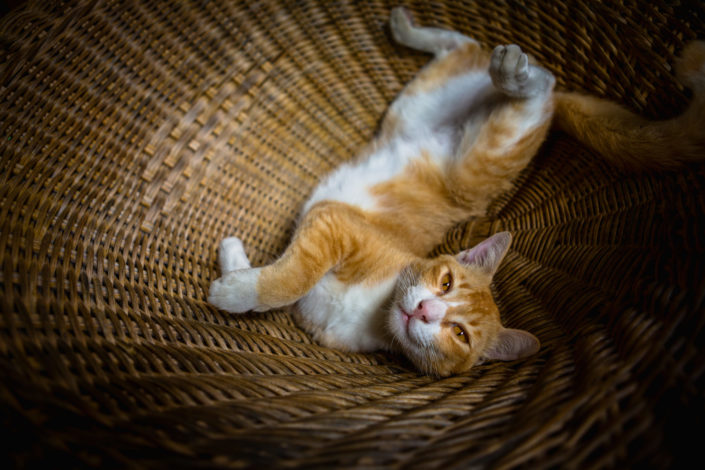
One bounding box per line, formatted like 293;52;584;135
414;300;443;323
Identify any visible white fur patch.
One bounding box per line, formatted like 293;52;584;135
218;236;251;273
400;285;435;312
398;285;444;347
392;72;493;136
303;134;451;214
296;273;397;352
208;267;264;313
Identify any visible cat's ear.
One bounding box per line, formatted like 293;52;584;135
456;231;512;277
482;328;540;362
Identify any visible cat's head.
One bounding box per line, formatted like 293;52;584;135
387;232;539;376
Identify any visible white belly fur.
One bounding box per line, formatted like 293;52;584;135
302;131;454;215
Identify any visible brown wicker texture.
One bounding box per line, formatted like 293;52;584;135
1;0;703;468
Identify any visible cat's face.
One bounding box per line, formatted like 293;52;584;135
388;255;502;375
387;232;540;376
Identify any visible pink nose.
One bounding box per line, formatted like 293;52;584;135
413;299;443;323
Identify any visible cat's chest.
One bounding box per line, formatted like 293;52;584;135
302;132;454;214
295;273;397;352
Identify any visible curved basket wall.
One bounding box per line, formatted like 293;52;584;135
1;1;703;468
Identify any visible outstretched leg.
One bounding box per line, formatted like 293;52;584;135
381;7;493;138
390;6;475;56
208;202;365;313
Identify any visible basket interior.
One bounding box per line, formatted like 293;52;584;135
1;1;704;468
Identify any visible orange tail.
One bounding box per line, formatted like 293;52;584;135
553;41;705;170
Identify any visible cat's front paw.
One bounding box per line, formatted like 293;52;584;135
490;44;553;98
218;236;251;273
208;268;265;313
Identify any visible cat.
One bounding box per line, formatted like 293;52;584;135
208;7;705;376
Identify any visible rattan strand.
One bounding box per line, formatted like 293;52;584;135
1;0;703;468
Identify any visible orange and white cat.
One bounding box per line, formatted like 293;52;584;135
209;8;705;376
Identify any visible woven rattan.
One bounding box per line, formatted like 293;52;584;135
1;1;704;468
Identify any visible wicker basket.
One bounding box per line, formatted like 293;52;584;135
1;1;703;468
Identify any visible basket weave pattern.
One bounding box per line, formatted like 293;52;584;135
1;1;704;467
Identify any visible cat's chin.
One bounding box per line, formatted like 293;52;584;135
388;302;443;375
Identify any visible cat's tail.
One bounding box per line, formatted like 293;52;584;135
552;40;705;170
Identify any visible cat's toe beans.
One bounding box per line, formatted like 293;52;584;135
503;44;522;63
516;53;529;81
492;45;525;76
499;45;525;77
491;44;550;97
490;45;507;71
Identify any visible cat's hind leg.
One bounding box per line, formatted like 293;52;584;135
390;6;475;56
381;10;492;138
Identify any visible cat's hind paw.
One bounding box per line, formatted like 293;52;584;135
218;236;251;273
490;44;554;98
390;6;475;55
390;7;415;44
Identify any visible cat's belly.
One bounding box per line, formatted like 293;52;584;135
295;273;397;352
302;132;454;215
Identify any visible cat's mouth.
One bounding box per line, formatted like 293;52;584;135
392;304;412;337
400;308;411;329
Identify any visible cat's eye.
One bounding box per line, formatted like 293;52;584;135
440;272;452;293
452;324;469;343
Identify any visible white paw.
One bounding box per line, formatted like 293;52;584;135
490;44;553;98
218;236;250;273
491;44;529;94
390;6;414;41
208;267;264;313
